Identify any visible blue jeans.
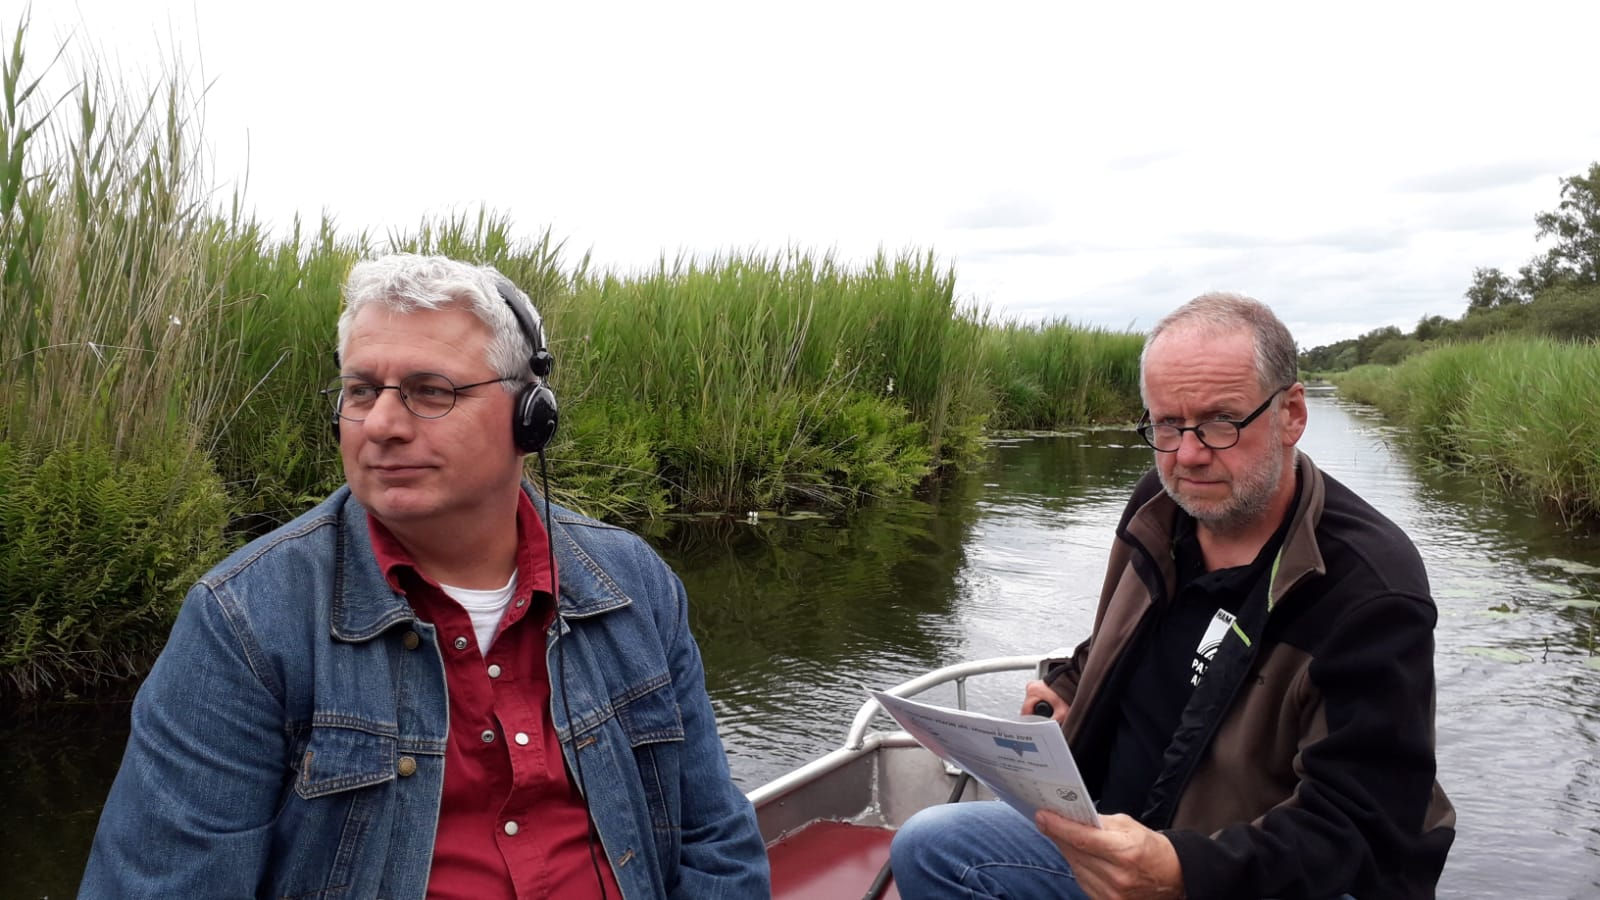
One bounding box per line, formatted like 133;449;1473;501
890;801;1091;899
891;802;1363;899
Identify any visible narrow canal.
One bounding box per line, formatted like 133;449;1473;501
670;386;1600;898
3;387;1596;896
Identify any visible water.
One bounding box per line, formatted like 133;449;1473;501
4;387;1597;897
668;386;1600;898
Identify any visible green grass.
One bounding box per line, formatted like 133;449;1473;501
980;319;1145;429
546;250;986;512
0;15;1145;699
1333;339;1600;521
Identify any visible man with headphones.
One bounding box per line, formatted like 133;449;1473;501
81;254;769;899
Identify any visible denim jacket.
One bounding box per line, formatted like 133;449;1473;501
80;485;769;899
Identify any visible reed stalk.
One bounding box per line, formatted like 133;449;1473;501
1334;339;1600;521
0;15;1147;697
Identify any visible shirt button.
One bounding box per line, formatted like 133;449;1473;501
481;729;496;743
514;732;530;746
504;821;519;836
396;756;417;777
487;664;502;678
402;631;420;650
453;636;469;651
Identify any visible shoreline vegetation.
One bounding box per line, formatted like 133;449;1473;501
3;19;1596;703
1333;339;1600;523
1;23;1146;699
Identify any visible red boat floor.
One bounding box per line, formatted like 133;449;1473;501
769;820;901;900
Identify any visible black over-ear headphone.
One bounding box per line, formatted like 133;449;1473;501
496;278;559;454
328;280;558;453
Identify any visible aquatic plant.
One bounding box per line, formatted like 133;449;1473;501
980;319;1144;429
1333;338;1600;521
0;14;1146;698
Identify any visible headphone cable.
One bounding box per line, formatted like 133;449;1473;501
543;450;609;899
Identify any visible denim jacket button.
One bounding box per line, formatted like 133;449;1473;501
396;756;417;777
402;631;420;650
480;730;496;743
487;664;502;678
504;820;520;836
453;636;469;651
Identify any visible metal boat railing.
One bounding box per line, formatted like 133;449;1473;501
747;653;1057;808
843;654;1049;750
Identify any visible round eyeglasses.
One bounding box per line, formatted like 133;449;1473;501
323;373;517;422
1136;386;1288;452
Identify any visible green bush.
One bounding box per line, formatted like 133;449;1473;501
1527;283;1600;341
1369;337;1425;366
810;393;932;505
545;397;671;521
0;440;229;700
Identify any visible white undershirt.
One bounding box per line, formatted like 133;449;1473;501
438;571;517;656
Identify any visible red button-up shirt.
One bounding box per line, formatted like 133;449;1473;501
369;492;621;900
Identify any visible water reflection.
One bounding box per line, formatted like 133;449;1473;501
666;388;1600;897
1302;388;1600;896
647;431;1153;788
0;702;131;897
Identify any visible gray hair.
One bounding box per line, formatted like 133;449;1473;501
336;253;543;387
1139;291;1298;401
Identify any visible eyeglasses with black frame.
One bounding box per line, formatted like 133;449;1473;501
1136;386;1290;452
323;373;517;422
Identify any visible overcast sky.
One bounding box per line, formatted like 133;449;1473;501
17;1;1600;348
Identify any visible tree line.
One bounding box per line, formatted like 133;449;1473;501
1300;163;1600;372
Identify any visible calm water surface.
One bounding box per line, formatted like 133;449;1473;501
3;388;1597;897
670;387;1600;898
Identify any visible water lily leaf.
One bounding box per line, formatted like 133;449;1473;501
1461;646;1532;663
1584;657;1600;671
1556;599;1600;611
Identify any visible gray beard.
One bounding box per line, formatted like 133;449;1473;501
1159;454;1284;537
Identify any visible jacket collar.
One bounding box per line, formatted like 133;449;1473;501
329;483;633;642
1268;451;1326;609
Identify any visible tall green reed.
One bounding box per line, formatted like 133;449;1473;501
980;319;1145;429
1;18;233;698
551;249;965;512
1;29;232;456
0;14;1152;698
1334;339;1600;521
198;211;363;529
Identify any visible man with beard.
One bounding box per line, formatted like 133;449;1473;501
891;293;1455;899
